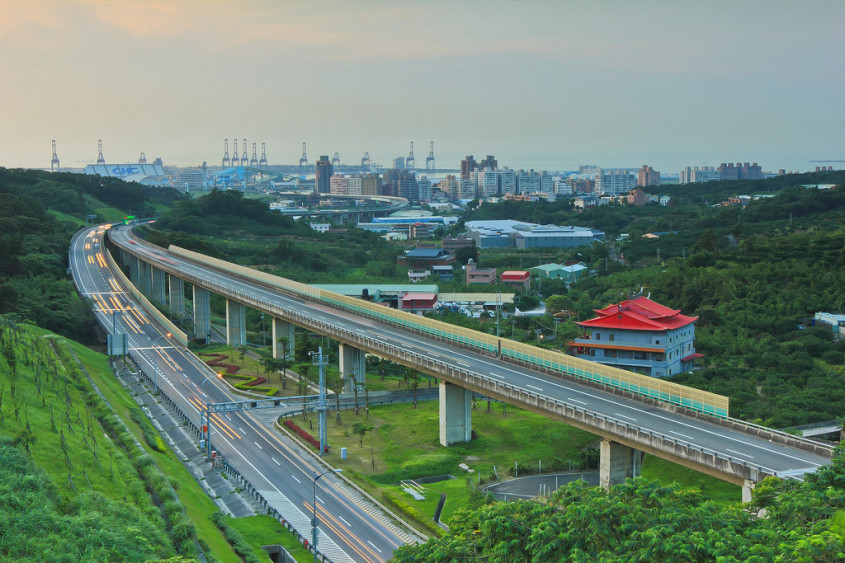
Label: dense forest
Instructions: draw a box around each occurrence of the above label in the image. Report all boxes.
[0,168,184,340]
[145,188,409,282]
[395,449,845,561]
[462,181,845,427]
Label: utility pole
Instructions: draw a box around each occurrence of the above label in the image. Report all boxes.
[310,347,328,454]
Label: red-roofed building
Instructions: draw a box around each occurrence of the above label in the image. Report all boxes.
[399,292,438,312]
[567,296,701,378]
[501,270,530,289]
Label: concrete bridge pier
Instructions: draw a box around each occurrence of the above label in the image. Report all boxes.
[151,267,166,305]
[120,248,131,266]
[168,275,185,318]
[128,255,140,286]
[271,318,296,359]
[138,260,152,296]
[193,286,210,342]
[226,300,246,346]
[339,344,366,393]
[742,480,756,503]
[439,381,472,446]
[599,440,643,490]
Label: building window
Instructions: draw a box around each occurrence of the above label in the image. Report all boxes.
[595,333,601,340]
[655,339,660,345]
[609,333,615,342]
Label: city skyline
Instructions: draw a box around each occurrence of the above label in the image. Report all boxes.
[1,1,843,173]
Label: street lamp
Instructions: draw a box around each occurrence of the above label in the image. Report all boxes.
[201,372,223,397]
[312,468,342,562]
[151,331,172,393]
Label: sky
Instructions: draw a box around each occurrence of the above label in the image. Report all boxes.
[1,0,843,174]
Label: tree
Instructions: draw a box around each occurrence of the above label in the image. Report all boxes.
[277,336,289,388]
[329,374,343,424]
[237,345,249,365]
[352,421,374,447]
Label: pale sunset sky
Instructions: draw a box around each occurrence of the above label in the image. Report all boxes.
[1,0,842,173]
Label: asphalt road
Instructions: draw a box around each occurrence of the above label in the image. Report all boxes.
[106,224,832,482]
[71,225,417,563]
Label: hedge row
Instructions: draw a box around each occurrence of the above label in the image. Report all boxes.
[210,512,262,563]
[52,337,200,558]
[283,418,328,453]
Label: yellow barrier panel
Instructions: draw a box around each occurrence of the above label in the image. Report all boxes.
[166,245,728,417]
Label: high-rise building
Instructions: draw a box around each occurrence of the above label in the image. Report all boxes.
[315,155,332,193]
[480,155,497,170]
[718,162,763,181]
[440,175,459,200]
[361,173,381,196]
[539,171,555,194]
[347,175,363,196]
[383,169,418,200]
[417,176,432,201]
[637,165,661,187]
[329,174,348,195]
[500,167,517,195]
[476,168,500,197]
[595,169,636,195]
[517,169,541,194]
[679,166,720,184]
[393,157,406,170]
[460,155,477,181]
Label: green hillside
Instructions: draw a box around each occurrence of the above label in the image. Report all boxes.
[0,167,185,339]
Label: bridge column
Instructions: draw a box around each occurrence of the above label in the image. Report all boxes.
[128,255,140,286]
[226,299,246,347]
[339,344,366,393]
[271,318,296,359]
[742,480,756,503]
[120,249,131,266]
[193,287,210,342]
[599,440,642,490]
[138,260,152,296]
[151,267,166,304]
[439,382,471,446]
[168,275,185,318]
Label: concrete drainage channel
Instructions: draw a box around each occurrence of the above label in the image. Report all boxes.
[483,472,601,501]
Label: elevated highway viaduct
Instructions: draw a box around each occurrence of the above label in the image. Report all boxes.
[108,224,833,501]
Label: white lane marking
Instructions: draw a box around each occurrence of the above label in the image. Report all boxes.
[226,415,232,421]
[463,353,822,467]
[368,540,382,553]
[272,457,281,465]
[726,448,755,459]
[568,398,587,405]
[254,441,263,450]
[669,430,695,440]
[339,516,351,527]
[526,384,543,391]
[239,427,246,434]
[292,475,301,484]
[316,495,324,505]
[614,412,636,421]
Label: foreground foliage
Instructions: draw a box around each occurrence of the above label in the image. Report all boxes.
[395,447,845,562]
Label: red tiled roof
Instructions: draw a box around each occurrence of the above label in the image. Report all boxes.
[577,296,697,331]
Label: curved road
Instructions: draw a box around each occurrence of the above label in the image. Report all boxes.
[106,224,832,483]
[71,225,418,563]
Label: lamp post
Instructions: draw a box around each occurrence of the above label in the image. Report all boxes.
[151,331,172,393]
[201,372,223,397]
[312,468,342,562]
